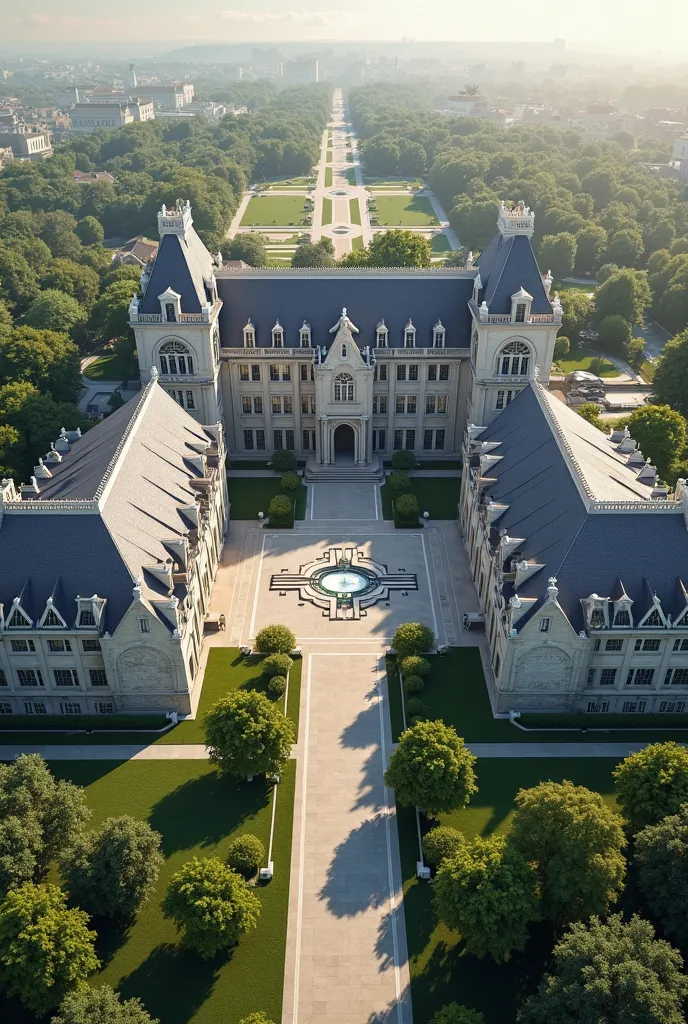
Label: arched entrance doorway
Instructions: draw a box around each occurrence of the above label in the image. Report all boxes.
[334,423,355,464]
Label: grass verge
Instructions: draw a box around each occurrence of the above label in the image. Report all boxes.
[349,197,361,224]
[83,352,138,381]
[228,477,307,520]
[321,198,333,226]
[430,233,451,253]
[241,195,310,227]
[374,194,439,226]
[380,477,461,521]
[0,760,296,1024]
[351,235,365,251]
[554,345,618,377]
[324,168,333,187]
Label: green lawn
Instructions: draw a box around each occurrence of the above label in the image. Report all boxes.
[228,477,307,520]
[554,346,618,377]
[397,758,621,1024]
[326,150,332,162]
[82,352,138,381]
[349,197,361,224]
[321,198,333,226]
[387,649,688,745]
[640,358,655,382]
[365,177,423,189]
[241,196,310,227]
[374,195,439,226]
[380,477,461,521]
[260,176,314,188]
[430,233,451,253]
[345,168,357,186]
[351,235,365,251]
[324,167,333,187]
[0,760,296,1024]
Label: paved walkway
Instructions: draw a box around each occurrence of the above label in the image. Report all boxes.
[282,652,411,1024]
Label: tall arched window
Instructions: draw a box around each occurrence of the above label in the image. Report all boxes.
[159,340,194,376]
[497,340,530,376]
[334,372,354,402]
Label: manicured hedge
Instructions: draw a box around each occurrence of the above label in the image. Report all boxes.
[0,714,169,731]
[518,712,688,730]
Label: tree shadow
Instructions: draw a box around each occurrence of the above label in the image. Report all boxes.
[366,983,413,1024]
[318,815,391,918]
[117,942,224,1024]
[148,771,270,856]
[351,746,386,813]
[92,913,136,968]
[339,689,380,750]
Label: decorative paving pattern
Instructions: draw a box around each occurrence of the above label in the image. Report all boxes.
[270,545,417,620]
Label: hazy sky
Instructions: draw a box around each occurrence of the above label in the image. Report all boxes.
[3,0,688,51]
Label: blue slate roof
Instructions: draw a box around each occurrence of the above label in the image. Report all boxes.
[215,270,476,349]
[478,386,688,632]
[140,229,215,314]
[476,232,552,315]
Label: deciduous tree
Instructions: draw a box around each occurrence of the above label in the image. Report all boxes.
[625,404,687,481]
[366,230,431,268]
[392,622,435,656]
[614,742,688,831]
[51,985,158,1024]
[384,719,477,816]
[0,326,82,403]
[25,289,85,336]
[205,690,295,777]
[652,328,688,417]
[635,803,688,944]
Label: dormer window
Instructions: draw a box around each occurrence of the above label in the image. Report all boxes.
[404,321,416,348]
[39,600,67,629]
[158,289,181,323]
[78,609,96,627]
[272,321,284,348]
[433,321,445,348]
[7,604,31,629]
[614,609,631,627]
[510,287,532,323]
[515,304,526,323]
[165,303,176,323]
[159,340,193,376]
[243,321,255,348]
[582,594,609,630]
[300,322,311,347]
[376,321,388,347]
[498,340,530,376]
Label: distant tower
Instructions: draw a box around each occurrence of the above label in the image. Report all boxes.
[128,63,138,90]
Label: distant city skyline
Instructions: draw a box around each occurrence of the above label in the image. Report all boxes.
[2,0,688,57]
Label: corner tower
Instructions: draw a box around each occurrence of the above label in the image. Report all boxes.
[129,201,224,424]
[467,201,562,426]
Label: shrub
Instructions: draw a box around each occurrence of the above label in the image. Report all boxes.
[262,653,292,678]
[423,825,465,867]
[50,984,157,1024]
[270,450,296,472]
[239,1015,275,1024]
[388,470,411,492]
[267,494,292,528]
[392,622,435,656]
[227,834,265,876]
[391,450,416,470]
[255,624,296,655]
[280,471,300,492]
[395,492,419,525]
[403,675,425,695]
[554,335,571,361]
[268,675,287,696]
[400,655,431,678]
[405,697,429,719]
[429,1004,484,1024]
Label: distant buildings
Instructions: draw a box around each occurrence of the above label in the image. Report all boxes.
[72,170,116,185]
[671,135,688,181]
[439,94,509,125]
[112,236,159,268]
[0,113,52,160]
[69,100,155,133]
[282,59,319,84]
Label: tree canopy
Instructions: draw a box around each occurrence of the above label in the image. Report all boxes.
[613,742,688,831]
[652,328,688,418]
[51,985,158,1024]
[384,719,477,816]
[635,803,688,944]
[205,689,295,777]
[625,404,687,481]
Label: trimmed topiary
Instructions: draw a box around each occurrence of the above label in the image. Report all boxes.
[395,492,419,524]
[227,834,265,876]
[392,622,435,657]
[423,825,465,867]
[267,494,292,527]
[255,624,296,655]
[400,656,431,678]
[391,450,416,470]
[268,675,287,696]
[403,675,425,695]
[280,472,300,492]
[405,697,429,719]
[271,450,297,472]
[388,470,411,492]
[262,653,292,678]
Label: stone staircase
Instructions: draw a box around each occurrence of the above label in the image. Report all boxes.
[304,455,385,482]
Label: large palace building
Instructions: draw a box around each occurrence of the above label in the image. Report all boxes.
[2,198,688,720]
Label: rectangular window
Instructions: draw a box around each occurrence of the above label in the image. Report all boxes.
[97,701,114,714]
[407,395,417,414]
[17,669,43,687]
[89,669,108,687]
[375,364,388,382]
[666,668,688,686]
[48,639,71,653]
[271,396,282,414]
[660,701,686,713]
[622,700,647,713]
[600,668,617,686]
[270,364,280,382]
[285,430,295,451]
[426,395,436,414]
[405,429,415,450]
[594,638,601,651]
[302,430,311,450]
[300,363,308,381]
[282,365,291,382]
[0,670,6,686]
[24,701,47,714]
[244,429,254,450]
[396,365,406,382]
[515,302,526,323]
[496,390,505,410]
[409,365,418,381]
[540,618,551,633]
[273,430,283,450]
[241,396,251,414]
[423,429,433,450]
[379,396,387,414]
[139,618,150,634]
[251,364,261,382]
[301,396,309,414]
[393,429,403,451]
[587,668,596,686]
[627,668,655,686]
[11,638,36,653]
[437,395,447,414]
[587,701,609,713]
[54,669,79,687]
[78,610,95,626]
[283,395,293,414]
[253,396,262,414]
[240,364,249,381]
[428,364,437,381]
[605,639,623,651]
[434,429,445,450]
[0,703,12,714]
[82,639,101,652]
[256,429,266,450]
[185,391,195,410]
[273,331,283,347]
[405,331,415,348]
[636,638,661,652]
[373,429,386,452]
[60,701,82,715]
[673,638,688,651]
[396,395,405,414]
[439,365,449,381]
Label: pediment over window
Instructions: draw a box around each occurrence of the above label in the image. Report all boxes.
[581,593,609,630]
[38,598,67,629]
[6,599,31,629]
